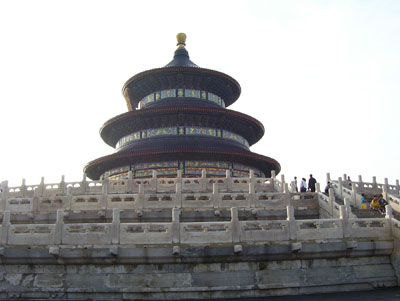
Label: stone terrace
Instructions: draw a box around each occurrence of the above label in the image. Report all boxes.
[0,171,400,299]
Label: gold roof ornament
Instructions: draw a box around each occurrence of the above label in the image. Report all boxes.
[176,33,186,48]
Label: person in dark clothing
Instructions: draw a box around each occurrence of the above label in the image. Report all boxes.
[378,194,388,214]
[308,174,317,192]
[324,181,332,194]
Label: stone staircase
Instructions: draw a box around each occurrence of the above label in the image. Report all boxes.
[334,195,384,218]
[352,206,384,218]
[328,174,400,220]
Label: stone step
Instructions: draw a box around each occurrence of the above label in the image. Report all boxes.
[351,207,384,218]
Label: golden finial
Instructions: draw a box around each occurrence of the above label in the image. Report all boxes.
[176,33,186,48]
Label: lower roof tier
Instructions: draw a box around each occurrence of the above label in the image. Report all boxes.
[84,148,280,180]
[100,106,265,148]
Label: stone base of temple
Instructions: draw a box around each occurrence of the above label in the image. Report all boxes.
[1,172,400,299]
[0,242,398,300]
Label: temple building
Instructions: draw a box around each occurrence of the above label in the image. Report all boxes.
[84,33,280,180]
[1,33,399,300]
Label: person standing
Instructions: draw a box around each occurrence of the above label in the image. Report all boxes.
[294,176,298,192]
[300,178,307,192]
[308,174,317,192]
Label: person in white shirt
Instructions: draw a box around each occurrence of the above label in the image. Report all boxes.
[293,176,298,192]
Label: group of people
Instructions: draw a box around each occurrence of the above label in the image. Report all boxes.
[292,174,389,214]
[292,174,317,193]
[366,194,388,214]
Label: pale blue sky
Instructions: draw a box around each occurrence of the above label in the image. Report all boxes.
[0,0,399,186]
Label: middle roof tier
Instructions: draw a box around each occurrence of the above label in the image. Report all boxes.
[100,105,265,148]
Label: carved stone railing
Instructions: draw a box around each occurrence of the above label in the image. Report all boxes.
[0,171,319,214]
[0,205,394,247]
[1,170,274,199]
[0,189,318,213]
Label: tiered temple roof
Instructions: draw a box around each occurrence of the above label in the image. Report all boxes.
[84,33,280,180]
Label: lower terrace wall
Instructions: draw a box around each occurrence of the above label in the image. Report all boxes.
[0,207,398,299]
[0,244,396,300]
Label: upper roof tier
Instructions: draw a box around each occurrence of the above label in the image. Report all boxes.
[122,33,241,110]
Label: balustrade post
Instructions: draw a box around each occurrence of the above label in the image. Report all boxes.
[326,173,331,183]
[39,177,45,197]
[339,205,349,238]
[284,183,291,206]
[1,211,10,245]
[138,184,144,209]
[60,175,66,195]
[231,207,240,243]
[151,170,157,192]
[382,185,389,206]
[328,188,335,216]
[386,205,393,219]
[290,181,296,193]
[385,205,393,237]
[172,208,181,244]
[226,169,232,192]
[351,184,358,207]
[102,175,109,195]
[66,186,72,211]
[81,173,87,194]
[127,171,133,193]
[249,169,255,186]
[32,187,39,212]
[54,209,64,244]
[101,176,108,210]
[396,179,400,196]
[249,182,256,208]
[176,169,182,190]
[286,205,296,240]
[112,208,120,244]
[21,178,26,197]
[281,174,285,192]
[175,183,182,208]
[338,177,343,198]
[316,183,320,193]
[372,176,378,190]
[384,178,390,200]
[343,174,347,183]
[177,169,182,181]
[200,169,206,191]
[344,198,352,217]
[358,175,363,193]
[1,181,9,211]
[212,183,219,208]
[385,205,393,235]
[272,172,280,192]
